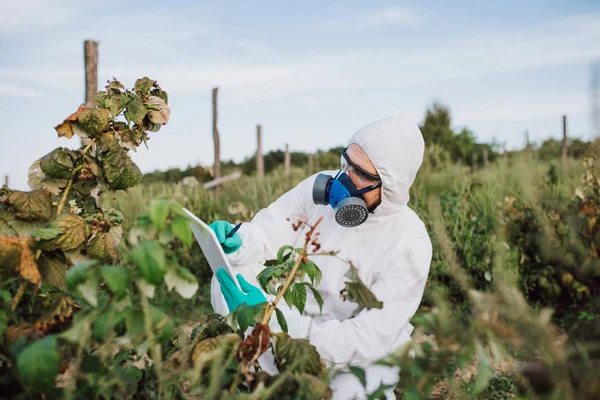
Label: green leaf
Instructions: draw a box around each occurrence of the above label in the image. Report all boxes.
[274,307,288,333]
[101,265,130,299]
[473,340,494,394]
[78,108,110,137]
[0,289,11,304]
[94,310,125,342]
[124,94,146,125]
[163,265,198,299]
[272,332,323,376]
[302,260,322,287]
[78,277,99,307]
[171,217,193,248]
[306,284,324,313]
[8,190,53,222]
[10,220,47,238]
[293,283,307,314]
[101,142,143,191]
[134,77,153,95]
[232,302,266,333]
[125,309,145,339]
[120,365,143,391]
[16,335,60,392]
[31,227,61,240]
[107,93,131,120]
[0,310,7,346]
[277,245,295,264]
[40,147,77,180]
[130,240,166,285]
[150,306,174,341]
[368,384,398,400]
[66,261,98,291]
[90,91,107,108]
[149,199,170,230]
[349,366,367,387]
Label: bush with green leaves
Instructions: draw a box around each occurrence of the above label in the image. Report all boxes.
[0,77,174,397]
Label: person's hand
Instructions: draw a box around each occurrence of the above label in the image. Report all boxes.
[209,220,242,254]
[216,269,266,313]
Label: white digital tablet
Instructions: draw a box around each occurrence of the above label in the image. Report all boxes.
[182,208,242,290]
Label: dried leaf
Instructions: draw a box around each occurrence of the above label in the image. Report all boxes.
[0,236,21,272]
[134,77,154,95]
[54,105,86,139]
[19,238,41,286]
[38,252,67,289]
[78,108,110,137]
[53,213,87,251]
[35,292,79,332]
[102,144,143,190]
[340,264,383,317]
[87,226,122,264]
[191,314,234,342]
[145,96,170,125]
[272,332,324,376]
[8,190,53,222]
[238,323,271,364]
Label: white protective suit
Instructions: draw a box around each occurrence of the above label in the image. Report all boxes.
[210,117,432,399]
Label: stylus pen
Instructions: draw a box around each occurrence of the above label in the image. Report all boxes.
[225,223,242,239]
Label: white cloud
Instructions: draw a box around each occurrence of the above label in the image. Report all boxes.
[0,83,43,98]
[1,13,598,104]
[322,7,423,29]
[0,0,82,35]
[360,8,424,27]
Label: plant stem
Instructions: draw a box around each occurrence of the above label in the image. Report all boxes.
[261,217,323,325]
[10,281,27,311]
[82,137,96,154]
[140,289,165,397]
[56,169,77,215]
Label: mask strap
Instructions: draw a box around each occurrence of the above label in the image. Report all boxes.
[353,182,382,196]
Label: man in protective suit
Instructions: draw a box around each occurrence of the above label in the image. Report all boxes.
[209,117,432,399]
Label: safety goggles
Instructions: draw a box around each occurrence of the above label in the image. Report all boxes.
[340,148,382,188]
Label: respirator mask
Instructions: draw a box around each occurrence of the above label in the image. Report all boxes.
[312,148,382,227]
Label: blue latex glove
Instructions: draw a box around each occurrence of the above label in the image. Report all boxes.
[209,220,242,254]
[216,268,266,313]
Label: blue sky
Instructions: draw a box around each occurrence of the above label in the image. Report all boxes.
[1,0,599,190]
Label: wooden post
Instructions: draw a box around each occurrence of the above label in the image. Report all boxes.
[307,154,314,176]
[483,148,489,168]
[561,115,568,162]
[471,152,478,173]
[284,144,291,176]
[256,125,264,179]
[525,130,532,158]
[3,175,8,188]
[83,40,98,147]
[212,88,221,198]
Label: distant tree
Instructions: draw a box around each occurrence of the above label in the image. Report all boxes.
[419,102,455,150]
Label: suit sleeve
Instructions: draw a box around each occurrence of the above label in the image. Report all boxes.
[272,234,432,367]
[226,174,319,267]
